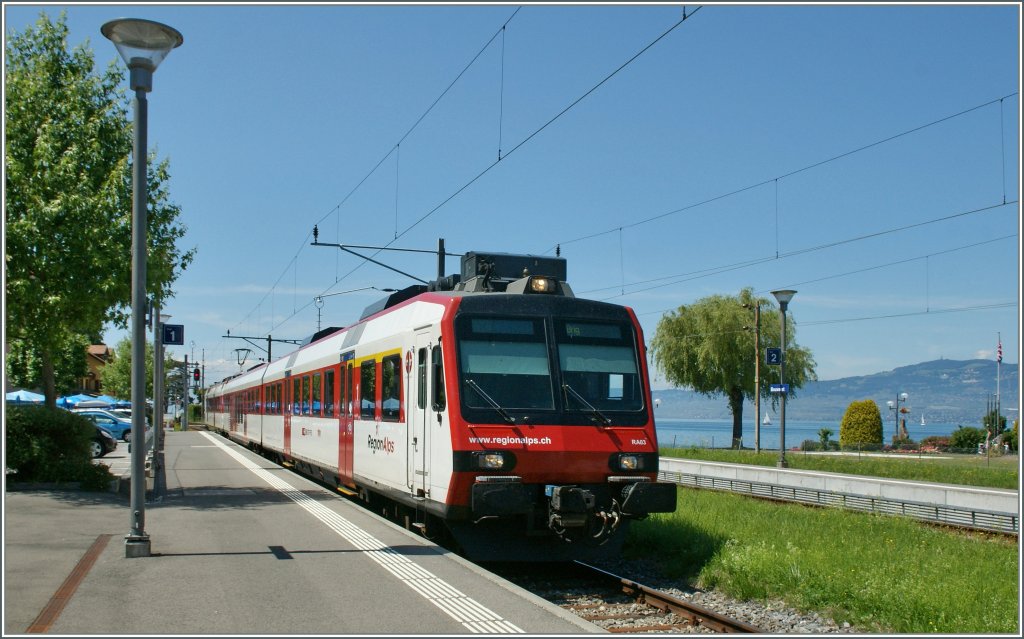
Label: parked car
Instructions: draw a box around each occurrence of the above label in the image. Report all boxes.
[74,409,138,442]
[91,425,118,458]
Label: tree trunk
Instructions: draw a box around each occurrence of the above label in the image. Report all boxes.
[41,348,57,410]
[729,386,745,449]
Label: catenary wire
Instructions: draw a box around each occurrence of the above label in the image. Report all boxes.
[584,200,1017,298]
[543,92,1019,254]
[257,7,705,337]
[228,7,523,334]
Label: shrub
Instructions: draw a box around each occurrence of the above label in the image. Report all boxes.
[4,405,113,488]
[948,426,986,452]
[1002,421,1018,452]
[839,400,883,447]
[889,436,918,451]
[800,439,821,451]
[920,435,950,452]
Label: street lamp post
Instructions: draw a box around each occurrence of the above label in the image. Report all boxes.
[887,392,909,443]
[771,290,796,469]
[153,308,170,499]
[743,301,763,453]
[102,17,182,558]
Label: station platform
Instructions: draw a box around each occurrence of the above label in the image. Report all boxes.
[4,431,600,635]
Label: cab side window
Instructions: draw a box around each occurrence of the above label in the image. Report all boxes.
[432,344,446,411]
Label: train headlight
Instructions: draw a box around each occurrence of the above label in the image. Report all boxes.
[618,454,640,471]
[529,276,557,293]
[610,453,652,472]
[472,451,516,470]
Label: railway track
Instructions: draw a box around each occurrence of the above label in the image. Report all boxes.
[570,561,763,633]
[489,560,762,633]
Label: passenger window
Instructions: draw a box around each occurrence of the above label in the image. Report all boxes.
[325,369,335,417]
[360,360,376,419]
[302,375,311,415]
[381,355,401,422]
[346,364,353,416]
[312,372,322,416]
[340,366,348,417]
[292,377,301,415]
[417,348,427,410]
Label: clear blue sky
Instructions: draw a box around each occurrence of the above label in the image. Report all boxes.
[4,2,1020,392]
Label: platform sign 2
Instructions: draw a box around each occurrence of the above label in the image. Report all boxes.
[766,347,782,365]
[162,323,185,345]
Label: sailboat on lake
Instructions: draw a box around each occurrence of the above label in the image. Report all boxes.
[763,413,772,425]
[920,413,926,426]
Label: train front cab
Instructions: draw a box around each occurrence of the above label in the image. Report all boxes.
[439,289,678,561]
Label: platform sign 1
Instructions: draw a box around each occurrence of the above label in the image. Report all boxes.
[162,323,184,345]
[770,383,789,394]
[766,347,782,365]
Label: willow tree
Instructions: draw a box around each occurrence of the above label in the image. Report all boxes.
[650,287,816,448]
[5,12,194,407]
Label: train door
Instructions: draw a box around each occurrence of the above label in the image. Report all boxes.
[283,372,292,456]
[339,357,355,485]
[409,331,432,497]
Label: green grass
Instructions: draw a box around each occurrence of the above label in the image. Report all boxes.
[660,446,1020,489]
[628,488,1019,633]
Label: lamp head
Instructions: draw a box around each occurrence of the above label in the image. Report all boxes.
[101,18,183,91]
[771,289,797,310]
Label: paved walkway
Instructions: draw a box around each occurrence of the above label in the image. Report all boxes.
[4,431,598,635]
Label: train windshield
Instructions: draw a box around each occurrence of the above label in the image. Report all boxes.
[458,317,555,410]
[455,314,645,423]
[555,320,644,412]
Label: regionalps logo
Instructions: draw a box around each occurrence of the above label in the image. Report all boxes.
[367,434,396,454]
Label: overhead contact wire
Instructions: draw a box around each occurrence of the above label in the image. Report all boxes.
[288,3,704,330]
[240,7,523,334]
[548,92,1019,253]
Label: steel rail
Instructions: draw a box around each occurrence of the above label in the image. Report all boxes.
[573,561,763,633]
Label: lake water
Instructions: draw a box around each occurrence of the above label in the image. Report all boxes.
[655,417,966,450]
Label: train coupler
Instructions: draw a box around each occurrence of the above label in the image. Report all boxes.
[547,485,596,530]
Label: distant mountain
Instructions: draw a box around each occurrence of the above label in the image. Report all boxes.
[651,359,1018,425]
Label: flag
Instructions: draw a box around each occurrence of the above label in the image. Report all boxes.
[997,338,1002,363]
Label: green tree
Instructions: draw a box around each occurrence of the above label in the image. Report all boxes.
[949,426,986,452]
[839,399,883,448]
[818,427,834,449]
[982,408,1007,439]
[99,338,151,401]
[101,339,186,428]
[1003,420,1018,452]
[4,12,194,409]
[5,333,90,395]
[651,287,816,448]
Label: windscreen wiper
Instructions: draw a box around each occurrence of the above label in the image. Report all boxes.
[464,378,515,424]
[563,384,612,426]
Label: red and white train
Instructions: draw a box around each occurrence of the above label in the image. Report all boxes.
[206,252,677,561]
